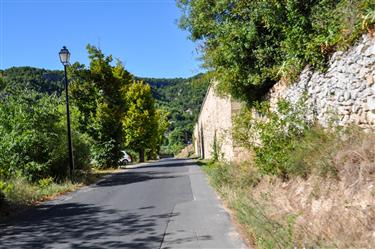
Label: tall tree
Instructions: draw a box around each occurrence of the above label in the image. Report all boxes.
[70,45,132,168]
[123,81,158,162]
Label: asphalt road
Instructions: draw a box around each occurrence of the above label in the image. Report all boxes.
[0,158,247,249]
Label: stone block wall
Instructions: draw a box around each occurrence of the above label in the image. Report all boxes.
[268,33,375,129]
[193,84,242,161]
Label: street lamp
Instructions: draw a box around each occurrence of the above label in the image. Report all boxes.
[59,46,74,180]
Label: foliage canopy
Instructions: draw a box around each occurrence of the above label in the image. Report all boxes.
[178,0,374,103]
[123,81,159,162]
[69,45,133,168]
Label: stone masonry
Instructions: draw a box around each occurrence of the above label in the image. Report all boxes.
[268,33,375,129]
[194,33,374,161]
[193,84,242,161]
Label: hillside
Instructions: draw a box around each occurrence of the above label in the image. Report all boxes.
[141,74,210,154]
[1,67,64,94]
[1,67,209,155]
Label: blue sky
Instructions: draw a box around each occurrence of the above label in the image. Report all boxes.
[0,0,202,78]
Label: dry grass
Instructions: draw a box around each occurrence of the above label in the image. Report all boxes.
[203,128,375,248]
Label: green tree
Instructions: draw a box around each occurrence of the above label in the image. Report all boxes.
[178,0,374,103]
[70,45,133,168]
[154,109,170,156]
[123,81,158,162]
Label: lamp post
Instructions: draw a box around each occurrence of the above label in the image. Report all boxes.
[59,46,74,180]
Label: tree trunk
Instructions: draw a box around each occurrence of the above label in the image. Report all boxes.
[139,149,145,163]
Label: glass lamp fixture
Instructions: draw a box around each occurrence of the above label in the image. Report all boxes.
[59,46,70,65]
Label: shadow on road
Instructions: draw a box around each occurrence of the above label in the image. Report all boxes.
[0,203,212,249]
[0,159,214,248]
[95,170,179,187]
[132,160,197,170]
[0,203,165,248]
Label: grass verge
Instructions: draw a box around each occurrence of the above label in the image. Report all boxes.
[201,161,298,249]
[0,167,119,221]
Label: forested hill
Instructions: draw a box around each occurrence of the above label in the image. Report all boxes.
[0,67,64,94]
[136,77,187,88]
[141,74,210,154]
[1,66,210,154]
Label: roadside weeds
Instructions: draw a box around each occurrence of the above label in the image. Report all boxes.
[199,128,375,248]
[0,168,120,222]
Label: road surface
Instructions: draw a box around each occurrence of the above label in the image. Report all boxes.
[0,158,247,249]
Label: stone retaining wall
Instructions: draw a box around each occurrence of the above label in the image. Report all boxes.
[268,33,375,129]
[193,84,242,161]
[194,33,375,161]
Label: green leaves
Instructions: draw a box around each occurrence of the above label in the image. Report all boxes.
[233,98,310,178]
[178,0,374,103]
[70,45,132,168]
[123,81,159,161]
[0,90,91,181]
[68,46,172,165]
[147,74,210,155]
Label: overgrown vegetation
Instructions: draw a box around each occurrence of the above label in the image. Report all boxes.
[233,98,312,178]
[179,0,375,247]
[201,159,297,248]
[203,125,375,248]
[0,168,119,220]
[232,97,371,180]
[0,90,91,182]
[178,0,375,102]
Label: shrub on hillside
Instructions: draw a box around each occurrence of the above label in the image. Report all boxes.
[234,95,374,180]
[233,98,311,178]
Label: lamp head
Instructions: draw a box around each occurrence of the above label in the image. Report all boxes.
[59,46,70,65]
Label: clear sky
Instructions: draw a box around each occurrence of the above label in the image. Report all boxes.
[0,0,202,78]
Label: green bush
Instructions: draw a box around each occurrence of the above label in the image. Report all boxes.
[233,97,356,178]
[38,177,54,188]
[285,126,340,177]
[90,140,116,169]
[0,90,91,182]
[202,161,261,193]
[233,98,310,178]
